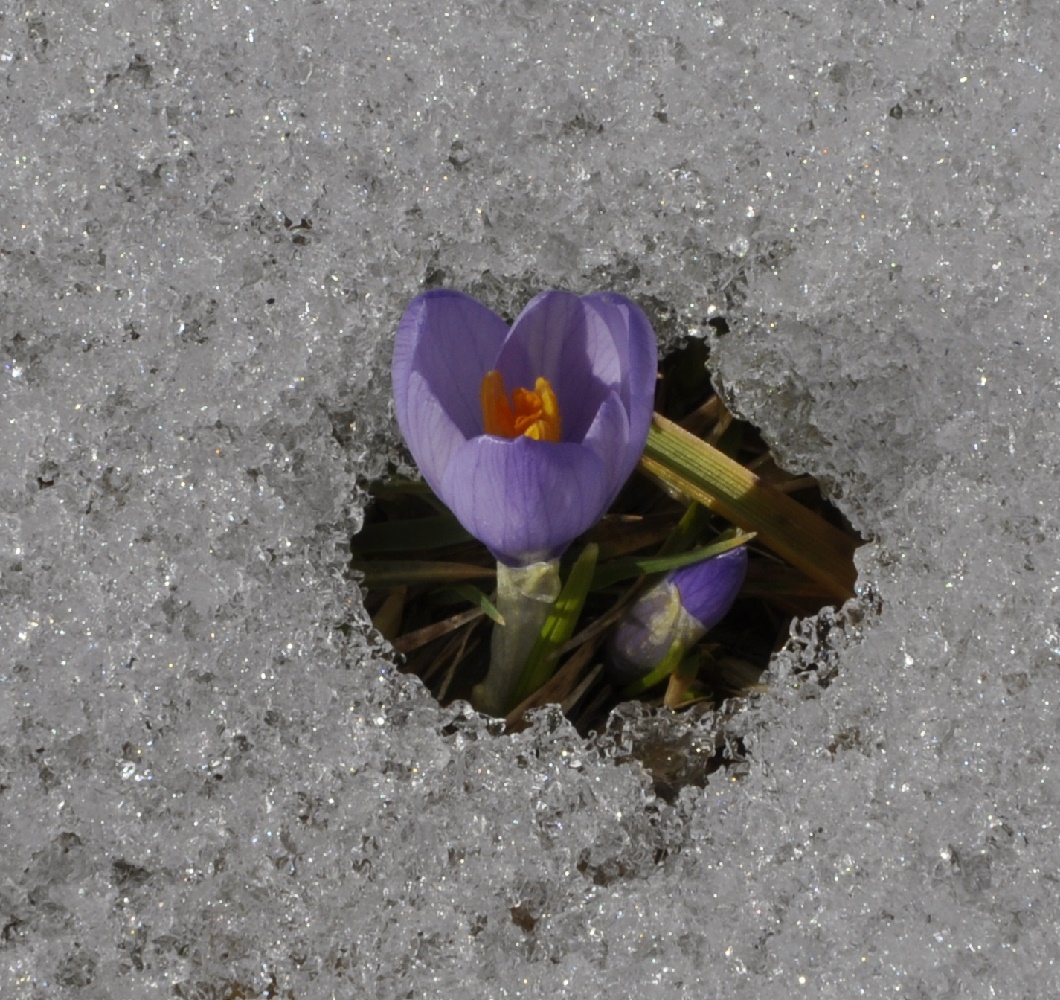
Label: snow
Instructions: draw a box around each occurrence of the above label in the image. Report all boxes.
[1,2,1058,997]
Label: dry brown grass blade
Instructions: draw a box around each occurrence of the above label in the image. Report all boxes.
[371,586,407,640]
[505,632,607,731]
[392,606,485,655]
[434,626,481,701]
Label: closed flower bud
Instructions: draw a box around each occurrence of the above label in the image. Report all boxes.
[607,546,747,683]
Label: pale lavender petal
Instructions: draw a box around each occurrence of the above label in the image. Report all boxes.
[581,293,658,450]
[440,436,611,564]
[392,289,509,440]
[606,580,686,684]
[400,369,468,497]
[493,291,615,441]
[671,546,748,630]
[495,290,583,385]
[579,389,634,505]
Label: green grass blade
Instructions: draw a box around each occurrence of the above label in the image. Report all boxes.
[619,637,688,699]
[509,543,599,709]
[657,501,711,558]
[591,532,754,591]
[434,584,505,625]
[640,413,858,601]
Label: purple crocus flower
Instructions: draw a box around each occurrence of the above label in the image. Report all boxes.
[608,546,748,683]
[392,289,658,566]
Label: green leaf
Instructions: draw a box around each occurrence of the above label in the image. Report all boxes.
[619,636,688,699]
[509,543,599,709]
[657,501,711,558]
[591,531,754,591]
[640,413,858,601]
[434,584,505,625]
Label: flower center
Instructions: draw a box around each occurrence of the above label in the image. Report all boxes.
[480,370,562,442]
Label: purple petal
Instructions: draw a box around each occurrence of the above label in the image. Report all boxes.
[580,389,634,505]
[440,435,611,564]
[581,293,658,454]
[671,546,748,630]
[493,291,616,442]
[399,370,467,497]
[392,289,509,442]
[575,296,658,501]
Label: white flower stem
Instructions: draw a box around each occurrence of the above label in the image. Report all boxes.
[472,559,562,717]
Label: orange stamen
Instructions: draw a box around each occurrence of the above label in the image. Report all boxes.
[481,371,562,442]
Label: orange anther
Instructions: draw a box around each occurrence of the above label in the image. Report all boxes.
[480,371,562,442]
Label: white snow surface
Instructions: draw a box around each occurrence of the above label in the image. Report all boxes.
[1,2,1058,997]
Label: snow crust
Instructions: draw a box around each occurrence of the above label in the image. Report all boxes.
[1,2,1058,996]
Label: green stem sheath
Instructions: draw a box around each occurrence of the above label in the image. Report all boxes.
[471,559,562,717]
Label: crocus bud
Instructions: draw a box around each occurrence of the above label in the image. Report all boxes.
[607,546,748,683]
